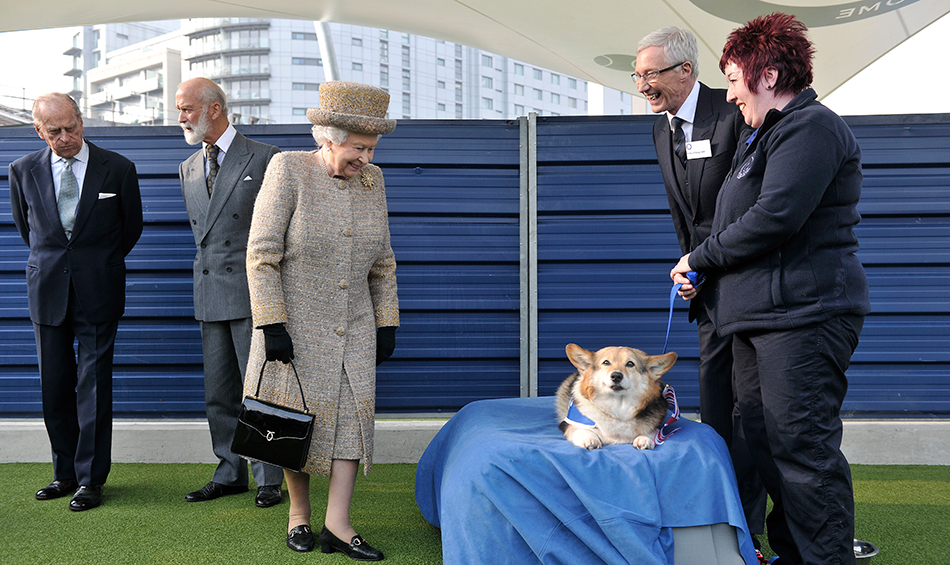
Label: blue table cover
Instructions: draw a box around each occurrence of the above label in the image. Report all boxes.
[415,397,759,565]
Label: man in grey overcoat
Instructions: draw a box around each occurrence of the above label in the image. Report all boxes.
[175,77,284,507]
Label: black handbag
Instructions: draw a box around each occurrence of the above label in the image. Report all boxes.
[232,360,315,472]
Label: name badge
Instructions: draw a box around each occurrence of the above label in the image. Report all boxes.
[686,139,712,160]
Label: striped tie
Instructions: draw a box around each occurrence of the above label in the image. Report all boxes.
[58,157,80,238]
[206,144,220,196]
[671,117,687,168]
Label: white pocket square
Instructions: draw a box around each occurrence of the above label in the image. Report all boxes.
[98,193,117,199]
[243,175,253,181]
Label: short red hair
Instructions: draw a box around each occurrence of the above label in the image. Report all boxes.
[719,13,814,96]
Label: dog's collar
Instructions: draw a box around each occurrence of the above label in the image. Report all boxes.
[564,398,597,429]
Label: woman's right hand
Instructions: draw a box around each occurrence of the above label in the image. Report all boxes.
[261,323,295,363]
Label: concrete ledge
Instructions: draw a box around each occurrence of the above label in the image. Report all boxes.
[2,418,948,466]
[0,418,448,465]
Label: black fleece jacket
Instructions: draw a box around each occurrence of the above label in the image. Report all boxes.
[688,88,870,335]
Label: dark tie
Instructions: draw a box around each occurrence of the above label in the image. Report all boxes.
[58,157,80,238]
[671,117,687,168]
[206,144,220,196]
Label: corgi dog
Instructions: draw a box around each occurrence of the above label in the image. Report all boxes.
[556,343,677,450]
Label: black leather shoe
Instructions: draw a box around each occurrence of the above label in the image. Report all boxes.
[36,479,78,500]
[69,485,103,511]
[319,525,384,561]
[286,524,315,552]
[255,485,282,508]
[185,482,248,502]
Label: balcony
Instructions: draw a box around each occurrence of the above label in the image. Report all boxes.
[183,18,270,39]
[226,89,271,106]
[86,76,163,107]
[184,37,270,61]
[205,64,270,80]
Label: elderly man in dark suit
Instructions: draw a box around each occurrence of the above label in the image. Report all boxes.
[9,92,143,511]
[634,26,767,546]
[176,77,284,508]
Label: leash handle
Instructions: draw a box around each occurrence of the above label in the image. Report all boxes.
[662,271,704,354]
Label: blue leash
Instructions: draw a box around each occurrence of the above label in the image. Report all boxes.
[662,271,704,354]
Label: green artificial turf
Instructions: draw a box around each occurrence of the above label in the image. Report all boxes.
[2,462,947,564]
[756,465,950,563]
[0,462,441,565]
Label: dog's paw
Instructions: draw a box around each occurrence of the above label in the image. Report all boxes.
[568,428,603,450]
[633,435,656,450]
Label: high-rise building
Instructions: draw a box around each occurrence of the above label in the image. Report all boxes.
[65,19,636,125]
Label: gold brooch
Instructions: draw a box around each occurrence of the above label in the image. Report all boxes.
[360,172,374,189]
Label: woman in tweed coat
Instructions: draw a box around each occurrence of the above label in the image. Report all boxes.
[245,82,398,560]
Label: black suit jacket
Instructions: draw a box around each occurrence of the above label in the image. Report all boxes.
[653,82,745,319]
[9,140,143,325]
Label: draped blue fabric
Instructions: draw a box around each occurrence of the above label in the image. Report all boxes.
[415,396,758,565]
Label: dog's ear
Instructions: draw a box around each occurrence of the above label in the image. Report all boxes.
[565,343,594,373]
[645,352,677,380]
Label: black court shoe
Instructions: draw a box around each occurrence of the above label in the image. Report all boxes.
[286,524,315,552]
[319,525,384,561]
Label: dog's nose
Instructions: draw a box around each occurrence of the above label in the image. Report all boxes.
[610,371,623,383]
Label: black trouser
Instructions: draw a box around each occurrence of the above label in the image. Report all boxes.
[733,314,863,565]
[696,309,766,535]
[35,283,118,487]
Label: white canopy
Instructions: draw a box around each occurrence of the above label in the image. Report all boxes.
[2,0,947,97]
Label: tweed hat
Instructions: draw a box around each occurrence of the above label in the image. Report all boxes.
[307,81,396,135]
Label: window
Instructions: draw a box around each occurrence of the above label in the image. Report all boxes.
[292,32,317,40]
[533,68,542,80]
[402,69,411,90]
[293,108,307,115]
[292,83,320,91]
[455,82,463,102]
[514,84,524,96]
[551,93,560,104]
[437,58,445,67]
[482,54,492,67]
[352,38,363,46]
[402,94,411,114]
[352,62,363,71]
[514,63,524,76]
[534,88,543,100]
[380,40,388,63]
[402,45,410,67]
[456,103,463,119]
[568,78,577,89]
[402,33,410,44]
[455,59,462,80]
[380,30,388,38]
[568,97,577,108]
[481,76,493,89]
[380,66,389,87]
[438,80,445,89]
[455,44,462,58]
[438,103,446,111]
[481,97,493,110]
[551,74,560,85]
[292,57,320,66]
[514,104,524,115]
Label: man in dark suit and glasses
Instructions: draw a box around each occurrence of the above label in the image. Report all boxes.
[9,92,143,511]
[634,26,767,546]
[176,77,284,508]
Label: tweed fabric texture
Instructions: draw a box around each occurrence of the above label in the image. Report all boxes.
[245,150,398,476]
[306,81,396,135]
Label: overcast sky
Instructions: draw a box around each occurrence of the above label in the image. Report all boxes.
[1,13,948,117]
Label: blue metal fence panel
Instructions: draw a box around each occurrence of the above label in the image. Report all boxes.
[0,121,522,416]
[2,113,949,418]
[533,113,950,417]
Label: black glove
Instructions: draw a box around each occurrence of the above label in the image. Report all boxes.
[261,323,294,363]
[376,326,396,366]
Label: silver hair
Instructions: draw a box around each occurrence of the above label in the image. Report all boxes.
[310,125,381,147]
[197,80,229,116]
[32,93,82,128]
[311,125,349,147]
[636,26,699,79]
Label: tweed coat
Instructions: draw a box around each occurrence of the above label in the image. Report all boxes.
[245,150,399,476]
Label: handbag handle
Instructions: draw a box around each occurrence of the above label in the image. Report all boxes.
[254,360,310,414]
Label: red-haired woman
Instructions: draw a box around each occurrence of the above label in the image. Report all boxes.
[670,13,869,565]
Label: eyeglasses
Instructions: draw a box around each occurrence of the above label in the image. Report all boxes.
[631,62,685,83]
